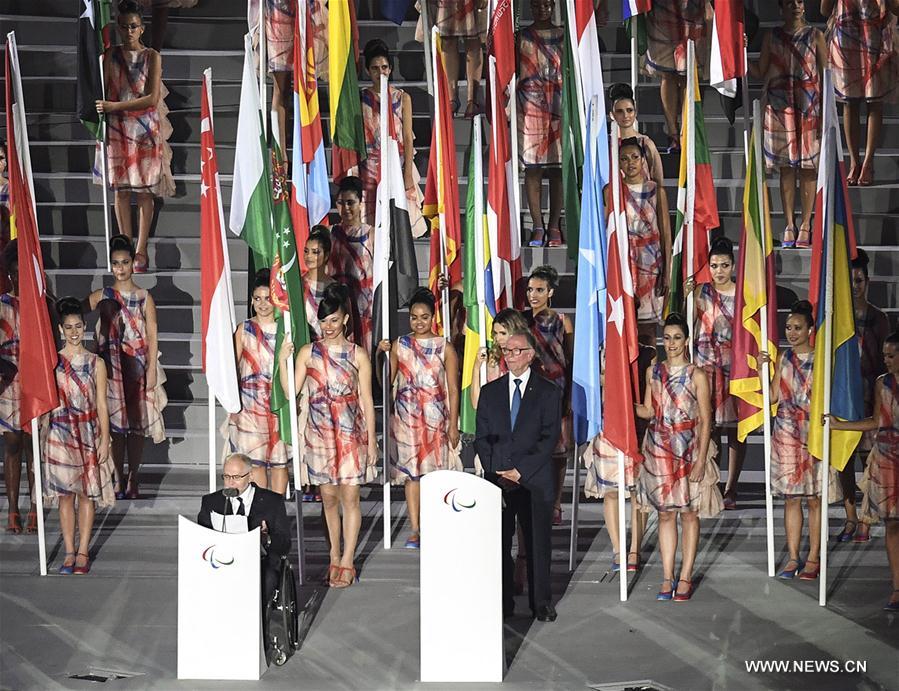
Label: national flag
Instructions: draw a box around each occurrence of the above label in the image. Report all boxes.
[229,34,274,265]
[603,134,640,458]
[200,70,240,414]
[729,127,777,441]
[572,0,606,120]
[5,34,58,426]
[486,0,515,91]
[560,0,584,259]
[622,0,651,20]
[292,0,330,271]
[460,120,495,435]
[808,71,863,471]
[666,50,719,315]
[269,138,311,445]
[372,81,420,345]
[710,0,745,98]
[328,1,367,181]
[424,29,462,335]
[76,0,112,139]
[571,101,609,445]
[380,0,413,24]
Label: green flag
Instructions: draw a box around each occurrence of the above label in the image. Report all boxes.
[561,1,584,260]
[268,141,310,445]
[76,0,112,139]
[625,15,649,57]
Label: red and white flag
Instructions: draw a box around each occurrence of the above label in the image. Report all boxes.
[603,172,640,458]
[710,0,745,98]
[200,69,240,413]
[5,33,58,426]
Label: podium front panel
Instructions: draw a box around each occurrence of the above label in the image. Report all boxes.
[420,470,503,682]
[177,516,266,680]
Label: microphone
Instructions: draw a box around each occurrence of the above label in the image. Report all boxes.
[221,487,238,533]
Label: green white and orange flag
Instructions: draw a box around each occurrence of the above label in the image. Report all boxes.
[666,47,719,315]
[730,127,777,442]
[328,0,366,181]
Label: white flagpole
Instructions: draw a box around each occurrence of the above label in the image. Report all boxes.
[630,35,638,111]
[685,40,697,358]
[473,115,487,361]
[609,122,628,601]
[752,99,775,577]
[379,75,393,549]
[31,419,47,576]
[259,0,267,136]
[819,70,837,608]
[432,27,452,337]
[98,55,112,272]
[507,2,522,228]
[208,395,217,493]
[421,0,434,97]
[741,42,751,165]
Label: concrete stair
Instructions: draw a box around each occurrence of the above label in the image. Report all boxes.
[1,0,896,468]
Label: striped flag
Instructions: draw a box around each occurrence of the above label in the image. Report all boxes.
[571,101,608,445]
[200,70,240,414]
[229,33,274,265]
[460,120,495,435]
[76,0,112,139]
[292,0,330,270]
[328,0,366,181]
[807,72,863,471]
[709,0,745,98]
[560,0,583,259]
[666,51,719,315]
[622,0,651,20]
[5,33,58,425]
[729,127,777,441]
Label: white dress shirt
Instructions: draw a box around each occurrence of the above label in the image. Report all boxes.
[230,483,255,516]
[508,367,531,411]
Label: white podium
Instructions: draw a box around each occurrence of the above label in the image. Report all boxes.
[177,516,267,680]
[420,470,503,683]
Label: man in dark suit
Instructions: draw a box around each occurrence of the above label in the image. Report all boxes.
[474,332,562,622]
[198,453,291,606]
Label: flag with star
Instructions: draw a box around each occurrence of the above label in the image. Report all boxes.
[269,139,310,445]
[571,100,609,445]
[76,0,112,139]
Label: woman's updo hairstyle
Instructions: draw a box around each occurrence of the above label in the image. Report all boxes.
[109,233,136,260]
[529,265,559,290]
[363,38,391,70]
[619,136,646,158]
[709,236,734,262]
[409,287,436,315]
[56,296,84,321]
[317,282,350,321]
[789,299,815,329]
[609,82,635,107]
[337,175,364,200]
[253,268,270,290]
[117,0,142,18]
[307,224,332,257]
[663,312,690,339]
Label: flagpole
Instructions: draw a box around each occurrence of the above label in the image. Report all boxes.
[609,122,628,600]
[208,393,217,492]
[284,314,306,583]
[473,115,488,364]
[432,27,452,336]
[31,418,47,576]
[507,1,522,228]
[565,0,587,144]
[259,0,267,136]
[819,69,836,608]
[752,99,775,577]
[630,35,638,111]
[421,0,434,97]
[741,42,751,165]
[98,56,112,273]
[685,40,697,358]
[379,74,393,550]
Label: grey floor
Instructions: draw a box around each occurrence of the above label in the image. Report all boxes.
[1,466,897,691]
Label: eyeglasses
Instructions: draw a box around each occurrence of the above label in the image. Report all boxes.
[118,22,142,30]
[501,347,533,357]
[221,471,250,481]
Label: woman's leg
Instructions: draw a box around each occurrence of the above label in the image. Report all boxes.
[678,511,700,591]
[319,484,342,567]
[58,494,76,558]
[250,463,269,489]
[271,72,291,154]
[338,485,362,570]
[603,490,621,563]
[780,166,797,231]
[860,101,882,183]
[443,37,461,106]
[798,169,817,234]
[658,510,677,592]
[134,192,154,259]
[463,36,483,109]
[110,433,127,493]
[546,168,563,232]
[842,100,861,176]
[4,431,23,525]
[405,479,421,534]
[784,497,803,562]
[269,466,288,496]
[804,497,821,568]
[886,522,899,605]
[75,495,96,563]
[114,190,133,238]
[629,501,646,565]
[725,437,746,496]
[839,456,859,531]
[660,74,684,139]
[125,433,145,493]
[525,168,545,232]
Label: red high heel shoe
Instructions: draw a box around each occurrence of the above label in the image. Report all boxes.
[73,552,92,575]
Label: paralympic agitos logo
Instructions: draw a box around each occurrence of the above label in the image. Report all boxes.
[443,488,477,512]
[201,545,235,569]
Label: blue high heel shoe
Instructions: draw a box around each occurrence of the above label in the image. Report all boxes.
[58,553,75,575]
[656,578,675,601]
[777,558,803,579]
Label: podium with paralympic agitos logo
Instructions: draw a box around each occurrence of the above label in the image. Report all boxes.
[176,516,267,680]
[419,470,503,682]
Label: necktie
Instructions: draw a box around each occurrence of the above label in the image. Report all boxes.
[236,497,246,516]
[510,378,522,428]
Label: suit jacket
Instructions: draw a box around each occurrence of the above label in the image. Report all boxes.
[197,484,291,559]
[473,371,562,503]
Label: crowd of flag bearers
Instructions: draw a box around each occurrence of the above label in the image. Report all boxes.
[1,0,897,612]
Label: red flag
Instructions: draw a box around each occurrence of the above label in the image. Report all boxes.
[604,177,640,458]
[487,0,515,92]
[5,38,58,426]
[710,0,745,98]
[424,31,462,334]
